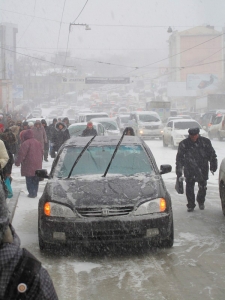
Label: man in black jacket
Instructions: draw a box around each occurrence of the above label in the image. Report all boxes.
[82,121,97,137]
[176,127,217,212]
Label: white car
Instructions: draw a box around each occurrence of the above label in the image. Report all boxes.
[162,119,207,149]
[89,118,120,136]
[68,122,107,137]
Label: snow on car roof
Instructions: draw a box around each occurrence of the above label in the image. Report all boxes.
[65,135,141,146]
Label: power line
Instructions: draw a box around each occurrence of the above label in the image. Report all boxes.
[73,0,89,23]
[54,0,67,70]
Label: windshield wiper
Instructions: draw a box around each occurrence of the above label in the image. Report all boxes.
[102,128,127,177]
[67,134,97,178]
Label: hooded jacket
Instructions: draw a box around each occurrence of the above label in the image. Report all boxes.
[15,130,43,177]
[0,225,58,299]
[176,135,217,181]
[31,121,47,150]
[51,122,70,152]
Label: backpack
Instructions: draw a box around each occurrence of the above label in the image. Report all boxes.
[4,248,41,299]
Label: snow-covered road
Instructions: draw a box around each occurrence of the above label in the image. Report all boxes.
[11,138,225,300]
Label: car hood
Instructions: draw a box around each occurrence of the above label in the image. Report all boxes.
[45,174,165,207]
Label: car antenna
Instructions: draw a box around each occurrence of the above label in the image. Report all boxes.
[102,127,127,177]
[67,134,97,178]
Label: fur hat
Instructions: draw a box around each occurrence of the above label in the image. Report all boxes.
[188,128,200,135]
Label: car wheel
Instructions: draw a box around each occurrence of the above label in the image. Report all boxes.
[163,137,168,147]
[219,182,225,216]
[218,132,223,141]
[208,132,213,140]
[171,138,176,149]
[160,221,174,248]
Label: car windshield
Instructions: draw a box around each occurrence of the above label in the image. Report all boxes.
[139,114,160,122]
[174,121,201,129]
[68,125,87,136]
[100,121,118,130]
[86,114,108,121]
[54,145,153,177]
[120,116,129,123]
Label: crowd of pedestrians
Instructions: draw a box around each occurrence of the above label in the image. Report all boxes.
[0,113,70,198]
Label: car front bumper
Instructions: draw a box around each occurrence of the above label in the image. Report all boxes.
[139,128,162,138]
[39,212,172,246]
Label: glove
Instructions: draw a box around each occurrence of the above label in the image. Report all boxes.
[210,162,217,173]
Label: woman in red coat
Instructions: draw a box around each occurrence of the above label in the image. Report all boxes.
[15,130,43,198]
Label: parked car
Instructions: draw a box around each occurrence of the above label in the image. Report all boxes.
[68,122,106,137]
[208,113,225,140]
[89,117,120,136]
[162,119,207,149]
[219,158,225,215]
[130,111,163,139]
[36,136,173,251]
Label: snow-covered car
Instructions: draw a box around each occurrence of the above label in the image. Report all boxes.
[219,158,225,215]
[68,122,106,137]
[116,114,130,132]
[208,113,225,141]
[36,136,173,251]
[162,119,207,149]
[130,111,163,139]
[89,117,120,136]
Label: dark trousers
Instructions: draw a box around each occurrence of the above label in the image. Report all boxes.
[26,176,39,197]
[186,179,207,208]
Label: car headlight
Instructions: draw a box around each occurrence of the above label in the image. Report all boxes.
[44,202,76,218]
[133,198,166,216]
[139,130,144,134]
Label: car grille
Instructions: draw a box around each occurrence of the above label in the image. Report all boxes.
[76,206,134,217]
[145,125,159,130]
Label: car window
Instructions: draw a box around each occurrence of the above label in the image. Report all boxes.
[212,116,222,125]
[86,114,108,121]
[54,145,154,177]
[100,121,118,130]
[167,121,172,128]
[139,114,160,122]
[120,116,129,123]
[174,121,201,129]
[68,125,86,136]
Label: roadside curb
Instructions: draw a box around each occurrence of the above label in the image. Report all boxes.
[7,188,21,223]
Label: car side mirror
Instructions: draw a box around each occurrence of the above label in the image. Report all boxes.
[160,164,172,175]
[35,169,49,179]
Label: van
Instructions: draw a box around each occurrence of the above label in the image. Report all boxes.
[77,112,109,123]
[208,113,225,140]
[129,111,163,139]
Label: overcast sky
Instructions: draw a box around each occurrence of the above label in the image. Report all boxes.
[1,0,225,76]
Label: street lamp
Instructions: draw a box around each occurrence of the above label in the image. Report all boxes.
[69,23,91,32]
[167,26,173,33]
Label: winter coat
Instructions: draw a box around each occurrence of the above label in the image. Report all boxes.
[48,122,57,141]
[0,129,17,155]
[31,121,47,150]
[51,122,70,152]
[81,127,98,137]
[176,135,217,181]
[0,140,9,169]
[0,225,58,299]
[1,141,14,177]
[15,129,43,177]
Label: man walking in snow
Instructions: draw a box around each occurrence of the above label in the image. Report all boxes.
[176,127,217,212]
